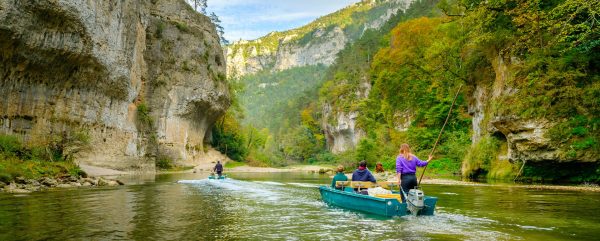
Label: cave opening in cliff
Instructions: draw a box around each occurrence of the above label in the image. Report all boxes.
[491,131,507,142]
[491,131,509,158]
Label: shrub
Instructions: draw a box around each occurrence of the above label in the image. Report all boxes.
[0,173,12,183]
[136,102,154,132]
[46,129,91,162]
[156,156,173,170]
[0,134,22,156]
[0,133,90,182]
[462,136,501,178]
[356,138,379,164]
[155,22,165,38]
[211,123,248,162]
[175,22,190,33]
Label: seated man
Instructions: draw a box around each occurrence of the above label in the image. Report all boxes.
[375,162,384,173]
[213,160,223,177]
[352,161,376,194]
[330,165,348,189]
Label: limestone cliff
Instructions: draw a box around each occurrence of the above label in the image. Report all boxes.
[226,0,414,77]
[0,0,230,171]
[322,80,371,154]
[468,55,597,165]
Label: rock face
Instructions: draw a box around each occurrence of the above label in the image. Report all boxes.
[322,76,373,153]
[0,0,230,170]
[467,55,597,164]
[226,0,414,77]
[323,104,365,154]
[272,26,347,72]
[229,0,414,153]
[490,117,558,161]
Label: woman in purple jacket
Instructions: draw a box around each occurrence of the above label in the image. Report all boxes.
[396,144,432,199]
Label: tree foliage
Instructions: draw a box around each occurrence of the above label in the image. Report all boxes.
[214,0,598,182]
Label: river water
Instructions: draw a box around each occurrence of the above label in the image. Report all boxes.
[1,172,599,240]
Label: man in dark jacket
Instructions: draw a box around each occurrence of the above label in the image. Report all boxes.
[352,161,376,183]
[213,161,223,177]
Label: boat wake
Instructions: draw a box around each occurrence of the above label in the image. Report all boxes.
[179,178,287,202]
[178,179,521,240]
[252,181,286,186]
[398,212,513,241]
[286,182,319,188]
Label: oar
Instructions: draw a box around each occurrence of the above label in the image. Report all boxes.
[418,85,463,186]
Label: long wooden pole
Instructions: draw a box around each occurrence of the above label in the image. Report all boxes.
[418,85,463,186]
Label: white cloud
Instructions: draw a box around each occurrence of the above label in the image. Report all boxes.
[206,0,360,40]
[224,30,266,41]
[253,12,320,22]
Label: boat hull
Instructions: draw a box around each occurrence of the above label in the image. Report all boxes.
[208,175,227,180]
[319,186,437,217]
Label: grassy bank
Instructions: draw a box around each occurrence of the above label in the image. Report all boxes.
[224,161,246,168]
[0,133,87,183]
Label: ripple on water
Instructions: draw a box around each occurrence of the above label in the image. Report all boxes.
[440,192,459,195]
[397,212,515,241]
[179,178,518,240]
[2,174,596,240]
[287,182,319,188]
[514,224,555,231]
[252,181,286,186]
[180,179,283,201]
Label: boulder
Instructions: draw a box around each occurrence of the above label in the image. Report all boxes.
[9,188,31,194]
[24,185,41,192]
[82,182,92,187]
[56,184,73,188]
[15,177,26,184]
[26,179,40,186]
[81,178,95,184]
[67,176,79,183]
[97,178,109,186]
[40,177,58,187]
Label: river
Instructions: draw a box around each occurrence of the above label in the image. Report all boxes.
[1,172,599,240]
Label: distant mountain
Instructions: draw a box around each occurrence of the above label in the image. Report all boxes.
[225,0,413,77]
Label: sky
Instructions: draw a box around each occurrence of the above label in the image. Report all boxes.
[205,0,361,41]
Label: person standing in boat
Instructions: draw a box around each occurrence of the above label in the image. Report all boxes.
[396,144,432,199]
[213,160,224,177]
[331,165,348,189]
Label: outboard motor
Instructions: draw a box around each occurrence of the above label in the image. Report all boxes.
[407,188,425,215]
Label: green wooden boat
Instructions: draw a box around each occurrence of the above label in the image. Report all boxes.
[208,174,227,180]
[319,184,438,217]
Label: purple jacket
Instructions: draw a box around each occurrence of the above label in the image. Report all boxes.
[396,155,428,174]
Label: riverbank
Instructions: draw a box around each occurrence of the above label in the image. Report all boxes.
[226,164,334,173]
[0,163,127,194]
[201,164,600,193]
[0,175,124,194]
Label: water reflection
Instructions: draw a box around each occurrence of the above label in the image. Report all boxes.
[0,172,599,240]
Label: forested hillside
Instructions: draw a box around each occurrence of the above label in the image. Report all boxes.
[315,0,599,182]
[239,65,328,133]
[213,0,442,166]
[213,0,599,182]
